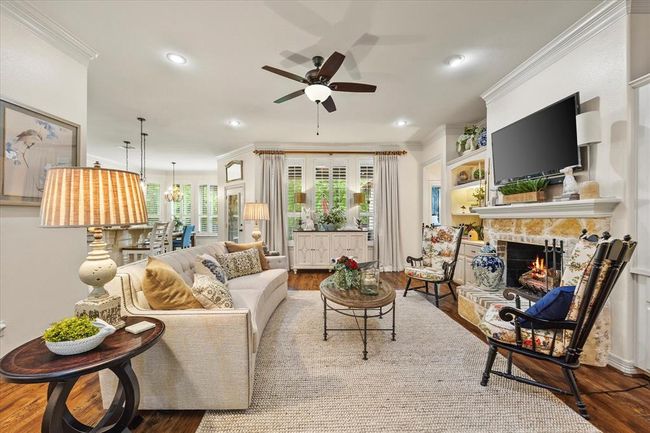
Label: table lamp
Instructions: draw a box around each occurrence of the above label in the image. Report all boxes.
[243,202,269,242]
[40,163,148,329]
[353,192,365,206]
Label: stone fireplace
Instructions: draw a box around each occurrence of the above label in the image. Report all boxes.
[501,240,564,292]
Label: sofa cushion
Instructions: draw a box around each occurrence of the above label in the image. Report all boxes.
[192,274,233,309]
[225,241,270,270]
[142,257,203,310]
[226,268,287,293]
[217,249,263,279]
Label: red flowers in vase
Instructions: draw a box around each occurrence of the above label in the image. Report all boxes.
[334,255,359,271]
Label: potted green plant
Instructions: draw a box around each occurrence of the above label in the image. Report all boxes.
[318,206,346,231]
[331,255,361,290]
[499,178,549,204]
[43,316,116,356]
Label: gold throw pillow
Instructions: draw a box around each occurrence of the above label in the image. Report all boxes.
[143,257,203,310]
[225,241,270,270]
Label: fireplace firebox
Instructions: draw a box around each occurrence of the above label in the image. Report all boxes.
[503,240,564,295]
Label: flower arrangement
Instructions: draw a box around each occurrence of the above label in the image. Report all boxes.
[332,255,361,290]
[318,206,347,230]
[43,316,99,342]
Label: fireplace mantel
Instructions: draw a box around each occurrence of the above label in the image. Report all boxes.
[473,198,621,219]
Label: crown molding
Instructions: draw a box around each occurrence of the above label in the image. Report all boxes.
[481,0,627,105]
[1,1,98,65]
[630,73,650,88]
[216,144,255,161]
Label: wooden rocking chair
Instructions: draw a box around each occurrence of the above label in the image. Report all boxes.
[479,234,637,419]
[403,224,464,307]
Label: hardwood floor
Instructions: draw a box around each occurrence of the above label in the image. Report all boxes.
[1,271,648,433]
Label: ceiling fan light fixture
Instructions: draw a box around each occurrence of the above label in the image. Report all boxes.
[304,84,331,103]
[395,119,408,127]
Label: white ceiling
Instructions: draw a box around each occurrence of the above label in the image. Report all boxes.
[33,0,599,171]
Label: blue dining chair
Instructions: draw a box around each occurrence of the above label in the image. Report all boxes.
[173,224,194,250]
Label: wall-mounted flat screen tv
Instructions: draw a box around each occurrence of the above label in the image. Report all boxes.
[491,93,581,185]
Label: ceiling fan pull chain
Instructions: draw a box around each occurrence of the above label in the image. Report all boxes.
[316,102,320,136]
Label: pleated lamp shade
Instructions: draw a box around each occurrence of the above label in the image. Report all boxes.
[294,192,307,204]
[353,192,365,205]
[243,202,269,221]
[40,165,148,227]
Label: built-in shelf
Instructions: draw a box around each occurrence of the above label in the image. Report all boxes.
[473,198,622,219]
[452,180,482,190]
[447,147,487,167]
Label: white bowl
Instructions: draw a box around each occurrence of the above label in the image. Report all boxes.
[45,319,116,356]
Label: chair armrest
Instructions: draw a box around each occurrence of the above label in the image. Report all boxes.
[267,255,288,270]
[406,256,424,266]
[498,306,577,330]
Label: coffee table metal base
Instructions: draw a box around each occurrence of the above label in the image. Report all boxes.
[321,294,396,360]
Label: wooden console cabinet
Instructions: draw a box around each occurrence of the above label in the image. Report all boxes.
[292,231,368,273]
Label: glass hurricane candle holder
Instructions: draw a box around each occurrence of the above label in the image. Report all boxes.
[360,267,380,295]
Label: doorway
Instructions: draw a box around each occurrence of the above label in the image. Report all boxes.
[225,186,244,242]
[423,160,442,226]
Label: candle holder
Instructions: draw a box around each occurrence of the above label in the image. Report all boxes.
[360,266,380,296]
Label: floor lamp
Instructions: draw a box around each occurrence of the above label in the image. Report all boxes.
[40,163,148,329]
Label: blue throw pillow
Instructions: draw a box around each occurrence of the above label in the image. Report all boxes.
[518,286,576,329]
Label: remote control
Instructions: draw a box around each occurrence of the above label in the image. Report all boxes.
[125,321,156,335]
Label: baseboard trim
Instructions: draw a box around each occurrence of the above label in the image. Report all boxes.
[608,353,643,375]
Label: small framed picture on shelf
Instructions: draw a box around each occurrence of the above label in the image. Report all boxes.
[1,99,80,206]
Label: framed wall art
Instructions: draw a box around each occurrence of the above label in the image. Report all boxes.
[1,99,80,206]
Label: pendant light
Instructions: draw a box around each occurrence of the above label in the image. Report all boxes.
[120,140,134,171]
[137,116,147,192]
[164,161,183,202]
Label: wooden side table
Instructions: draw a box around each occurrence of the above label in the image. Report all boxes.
[0,316,164,433]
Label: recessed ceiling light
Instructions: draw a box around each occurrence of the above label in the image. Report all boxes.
[228,119,241,127]
[166,53,187,64]
[447,54,465,67]
[395,120,408,127]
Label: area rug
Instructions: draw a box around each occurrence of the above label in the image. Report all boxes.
[197,290,598,433]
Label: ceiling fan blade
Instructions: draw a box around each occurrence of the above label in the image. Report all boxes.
[321,96,336,113]
[273,89,305,104]
[330,82,377,93]
[262,66,309,84]
[317,51,345,81]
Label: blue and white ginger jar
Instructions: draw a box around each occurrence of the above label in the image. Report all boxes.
[471,243,504,291]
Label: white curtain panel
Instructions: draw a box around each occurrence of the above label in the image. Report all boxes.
[373,154,403,271]
[260,154,288,258]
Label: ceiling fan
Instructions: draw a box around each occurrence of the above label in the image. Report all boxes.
[262,51,377,113]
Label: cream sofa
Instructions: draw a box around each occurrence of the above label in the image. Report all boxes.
[99,242,288,410]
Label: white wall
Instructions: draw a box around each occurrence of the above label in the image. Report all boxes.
[0,13,89,355]
[484,15,637,365]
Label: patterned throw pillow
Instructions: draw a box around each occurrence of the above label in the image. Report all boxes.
[216,248,262,279]
[191,274,233,309]
[195,255,228,284]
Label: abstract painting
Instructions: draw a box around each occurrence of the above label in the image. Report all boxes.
[1,99,79,205]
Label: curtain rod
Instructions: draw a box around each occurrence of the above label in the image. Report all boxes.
[253,150,407,156]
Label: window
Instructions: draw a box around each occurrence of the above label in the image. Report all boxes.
[314,163,347,214]
[359,163,374,240]
[172,184,192,226]
[287,163,304,240]
[145,183,161,224]
[198,184,218,233]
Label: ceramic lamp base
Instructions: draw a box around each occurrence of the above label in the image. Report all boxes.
[75,295,125,329]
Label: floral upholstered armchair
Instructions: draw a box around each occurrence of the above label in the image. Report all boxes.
[403,224,464,307]
[479,233,637,419]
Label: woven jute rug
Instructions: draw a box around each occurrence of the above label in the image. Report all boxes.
[197,290,598,433]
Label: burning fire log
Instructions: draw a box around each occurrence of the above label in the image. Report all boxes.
[519,256,560,294]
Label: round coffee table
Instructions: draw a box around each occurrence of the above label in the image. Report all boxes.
[320,275,396,360]
[0,316,164,433]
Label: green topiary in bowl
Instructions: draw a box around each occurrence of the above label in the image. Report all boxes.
[43,316,99,343]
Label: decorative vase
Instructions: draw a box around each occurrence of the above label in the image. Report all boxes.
[471,243,504,292]
[477,129,487,147]
[465,136,475,152]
